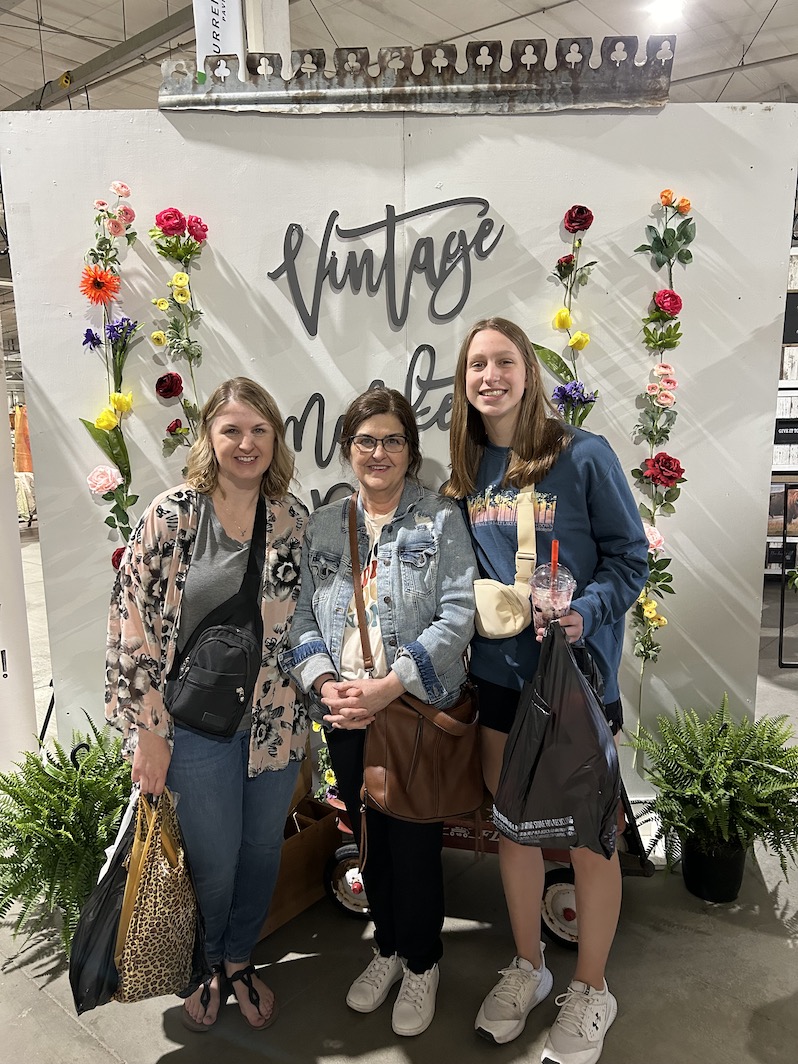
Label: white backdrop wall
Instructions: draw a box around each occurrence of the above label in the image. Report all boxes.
[0,104,794,743]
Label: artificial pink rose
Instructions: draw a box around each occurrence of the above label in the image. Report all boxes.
[166,418,183,435]
[653,289,682,317]
[563,205,594,233]
[660,376,678,390]
[109,181,131,198]
[118,204,135,224]
[187,215,208,242]
[93,199,108,210]
[645,383,660,396]
[643,523,665,553]
[106,217,125,237]
[156,372,183,399]
[653,362,675,377]
[87,464,123,494]
[654,390,676,408]
[155,207,187,236]
[111,547,125,570]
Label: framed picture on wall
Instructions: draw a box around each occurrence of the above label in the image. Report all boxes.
[784,292,798,344]
[768,482,798,536]
[765,540,797,572]
[780,346,798,384]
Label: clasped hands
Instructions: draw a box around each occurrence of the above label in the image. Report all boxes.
[319,673,402,730]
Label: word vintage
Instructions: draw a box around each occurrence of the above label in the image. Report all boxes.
[269,197,503,336]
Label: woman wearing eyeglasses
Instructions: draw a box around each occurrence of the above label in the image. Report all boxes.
[281,387,477,1038]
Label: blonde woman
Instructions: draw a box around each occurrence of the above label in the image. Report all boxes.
[444,319,647,1064]
[106,377,308,1033]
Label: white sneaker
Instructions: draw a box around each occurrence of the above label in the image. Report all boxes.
[345,951,403,1013]
[391,962,439,1036]
[475,949,554,1044]
[541,980,618,1064]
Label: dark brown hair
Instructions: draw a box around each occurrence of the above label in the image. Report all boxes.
[443,317,570,499]
[339,387,422,479]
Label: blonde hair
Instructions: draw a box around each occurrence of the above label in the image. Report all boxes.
[443,317,570,499]
[185,377,294,499]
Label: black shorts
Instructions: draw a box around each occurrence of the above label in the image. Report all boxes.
[472,675,623,736]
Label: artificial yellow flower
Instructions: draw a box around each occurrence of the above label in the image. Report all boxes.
[654,615,668,627]
[171,271,190,289]
[637,590,647,604]
[311,721,322,733]
[173,287,191,305]
[568,331,591,351]
[644,598,657,611]
[324,769,337,786]
[156,298,170,311]
[94,406,118,431]
[642,604,658,619]
[553,307,572,330]
[150,330,167,346]
[109,391,133,414]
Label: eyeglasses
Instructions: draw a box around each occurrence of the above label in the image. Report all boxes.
[348,434,408,454]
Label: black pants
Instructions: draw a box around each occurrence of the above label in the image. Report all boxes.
[327,727,444,973]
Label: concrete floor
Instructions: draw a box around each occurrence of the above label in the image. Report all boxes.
[2,529,797,1064]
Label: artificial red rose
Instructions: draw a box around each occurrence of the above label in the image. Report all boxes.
[563,205,594,233]
[155,372,183,399]
[111,547,125,570]
[642,452,685,488]
[654,288,683,317]
[166,418,183,434]
[154,207,187,236]
[187,215,208,242]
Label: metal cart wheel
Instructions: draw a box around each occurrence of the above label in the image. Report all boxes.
[541,866,579,950]
[324,843,371,920]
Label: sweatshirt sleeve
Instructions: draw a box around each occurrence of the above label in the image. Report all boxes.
[570,448,649,639]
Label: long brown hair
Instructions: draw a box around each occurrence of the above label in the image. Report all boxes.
[185,377,295,498]
[443,317,570,499]
[339,387,422,479]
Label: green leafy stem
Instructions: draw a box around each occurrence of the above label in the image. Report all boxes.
[634,213,696,288]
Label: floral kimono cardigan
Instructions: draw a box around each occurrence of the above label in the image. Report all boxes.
[105,486,309,776]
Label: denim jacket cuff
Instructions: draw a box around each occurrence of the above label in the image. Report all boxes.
[393,641,447,705]
[280,641,338,695]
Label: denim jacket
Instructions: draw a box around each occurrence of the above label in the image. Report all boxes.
[280,480,477,708]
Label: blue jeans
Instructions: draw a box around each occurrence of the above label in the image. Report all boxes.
[166,726,301,965]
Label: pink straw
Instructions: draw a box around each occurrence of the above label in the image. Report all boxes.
[550,539,559,585]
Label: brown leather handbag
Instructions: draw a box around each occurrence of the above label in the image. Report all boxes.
[347,495,483,823]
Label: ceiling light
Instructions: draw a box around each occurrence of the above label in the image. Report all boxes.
[646,0,683,19]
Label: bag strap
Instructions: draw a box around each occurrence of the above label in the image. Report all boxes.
[399,688,477,735]
[513,487,537,590]
[168,497,268,679]
[347,494,376,676]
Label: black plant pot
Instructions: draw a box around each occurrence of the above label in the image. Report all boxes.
[681,835,747,903]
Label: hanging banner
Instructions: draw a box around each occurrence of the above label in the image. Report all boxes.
[0,370,37,767]
[192,0,247,77]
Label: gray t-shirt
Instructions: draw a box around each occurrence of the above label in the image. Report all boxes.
[177,493,255,729]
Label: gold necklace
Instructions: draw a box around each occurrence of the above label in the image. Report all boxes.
[214,495,255,538]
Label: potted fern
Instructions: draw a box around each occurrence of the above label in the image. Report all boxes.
[0,718,130,952]
[632,696,798,902]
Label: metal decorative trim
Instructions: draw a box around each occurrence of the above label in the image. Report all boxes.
[159,36,676,114]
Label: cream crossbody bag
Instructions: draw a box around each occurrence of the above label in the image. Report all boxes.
[473,487,536,639]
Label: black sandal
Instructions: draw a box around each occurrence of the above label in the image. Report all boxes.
[228,964,278,1030]
[181,964,224,1032]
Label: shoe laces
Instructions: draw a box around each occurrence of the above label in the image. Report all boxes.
[362,953,396,988]
[397,968,433,1008]
[492,965,538,1009]
[553,985,601,1039]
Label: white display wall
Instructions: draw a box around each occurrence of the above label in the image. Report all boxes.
[0,103,794,741]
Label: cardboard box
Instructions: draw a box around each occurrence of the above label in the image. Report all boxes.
[258,796,341,938]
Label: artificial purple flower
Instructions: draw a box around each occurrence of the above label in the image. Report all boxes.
[82,328,102,350]
[105,316,137,345]
[552,380,598,412]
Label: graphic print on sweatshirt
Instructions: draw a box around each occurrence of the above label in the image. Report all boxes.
[466,486,557,532]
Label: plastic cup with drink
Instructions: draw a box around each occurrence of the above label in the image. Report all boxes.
[529,540,576,631]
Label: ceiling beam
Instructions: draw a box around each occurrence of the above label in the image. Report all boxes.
[3,6,196,111]
[672,51,798,86]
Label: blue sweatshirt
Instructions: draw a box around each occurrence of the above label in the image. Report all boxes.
[465,428,648,700]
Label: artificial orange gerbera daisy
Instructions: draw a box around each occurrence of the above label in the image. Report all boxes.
[79,264,120,305]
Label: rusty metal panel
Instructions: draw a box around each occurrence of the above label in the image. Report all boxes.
[158,36,676,114]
